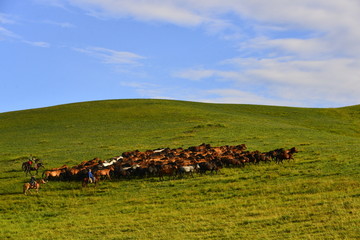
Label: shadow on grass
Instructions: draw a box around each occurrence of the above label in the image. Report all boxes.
[0,176,19,180]
[0,191,22,196]
[5,169,23,173]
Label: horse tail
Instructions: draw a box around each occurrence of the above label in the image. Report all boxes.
[23,163,30,175]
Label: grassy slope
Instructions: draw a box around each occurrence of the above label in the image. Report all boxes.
[0,99,359,239]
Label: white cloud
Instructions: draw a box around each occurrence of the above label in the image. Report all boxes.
[0,13,51,47]
[0,14,18,39]
[22,40,50,48]
[43,0,360,107]
[67,0,208,26]
[33,0,68,8]
[63,0,360,56]
[0,26,50,48]
[0,14,16,24]
[42,20,76,28]
[174,68,246,83]
[175,69,221,81]
[200,88,299,107]
[238,37,331,59]
[0,26,19,39]
[119,81,174,100]
[177,57,360,107]
[120,81,157,89]
[61,0,360,60]
[74,46,145,65]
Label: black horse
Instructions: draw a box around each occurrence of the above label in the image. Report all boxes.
[22,161,44,176]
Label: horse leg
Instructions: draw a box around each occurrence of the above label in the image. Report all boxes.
[159,174,164,181]
[23,185,28,195]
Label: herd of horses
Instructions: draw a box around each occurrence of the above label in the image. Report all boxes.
[22,143,299,194]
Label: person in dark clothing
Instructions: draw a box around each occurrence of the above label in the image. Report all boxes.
[88,169,96,183]
[29,176,36,187]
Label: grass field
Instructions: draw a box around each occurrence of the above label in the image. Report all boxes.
[0,99,359,239]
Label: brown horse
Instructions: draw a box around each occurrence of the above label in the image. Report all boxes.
[67,167,83,179]
[157,163,178,181]
[94,165,114,180]
[275,147,299,163]
[23,179,47,195]
[42,168,66,180]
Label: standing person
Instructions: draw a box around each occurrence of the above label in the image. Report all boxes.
[88,169,96,183]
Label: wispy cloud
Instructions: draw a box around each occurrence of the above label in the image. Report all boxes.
[68,0,207,26]
[200,88,298,107]
[0,13,16,24]
[75,46,146,66]
[0,26,51,47]
[64,1,360,59]
[39,0,360,107]
[119,81,174,100]
[0,14,19,39]
[33,0,68,9]
[38,1,357,59]
[22,40,50,48]
[0,13,51,47]
[176,57,360,107]
[64,1,360,39]
[0,26,19,39]
[174,68,243,82]
[42,20,76,28]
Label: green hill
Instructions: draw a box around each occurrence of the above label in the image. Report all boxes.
[0,99,359,239]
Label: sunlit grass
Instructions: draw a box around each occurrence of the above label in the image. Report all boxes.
[0,99,359,239]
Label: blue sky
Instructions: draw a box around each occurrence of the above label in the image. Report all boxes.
[1,0,360,112]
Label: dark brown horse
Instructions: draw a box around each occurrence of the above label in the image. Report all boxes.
[22,161,44,176]
[274,147,298,163]
[157,163,178,181]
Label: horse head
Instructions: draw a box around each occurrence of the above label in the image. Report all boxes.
[290,147,299,153]
[40,179,48,184]
[38,163,45,168]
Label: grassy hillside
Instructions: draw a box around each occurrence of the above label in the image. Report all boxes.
[0,99,359,239]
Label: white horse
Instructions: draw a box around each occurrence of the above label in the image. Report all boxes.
[113,156,124,161]
[122,164,141,171]
[178,164,199,178]
[153,148,166,153]
[102,159,117,167]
